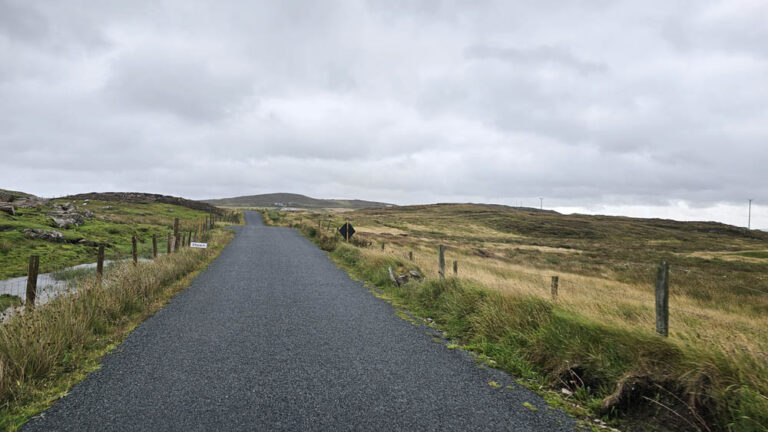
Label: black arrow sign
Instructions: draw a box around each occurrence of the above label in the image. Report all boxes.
[338,222,355,241]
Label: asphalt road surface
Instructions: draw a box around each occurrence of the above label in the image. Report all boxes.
[23,211,576,431]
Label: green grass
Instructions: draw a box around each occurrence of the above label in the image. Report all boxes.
[0,199,235,279]
[735,251,768,259]
[0,295,21,311]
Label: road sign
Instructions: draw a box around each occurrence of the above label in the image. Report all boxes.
[190,242,208,249]
[338,222,355,241]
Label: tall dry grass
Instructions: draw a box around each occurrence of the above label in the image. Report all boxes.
[0,229,232,413]
[283,210,768,431]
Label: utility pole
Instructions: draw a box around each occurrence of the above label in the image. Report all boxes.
[539,197,543,210]
[748,199,753,230]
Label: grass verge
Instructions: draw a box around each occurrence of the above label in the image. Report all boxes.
[0,228,234,431]
[289,216,767,432]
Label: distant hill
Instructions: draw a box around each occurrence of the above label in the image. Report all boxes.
[203,193,393,209]
[63,192,224,214]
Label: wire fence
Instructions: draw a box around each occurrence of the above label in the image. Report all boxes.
[0,212,237,322]
[320,226,768,340]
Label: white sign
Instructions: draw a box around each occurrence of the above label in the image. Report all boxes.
[190,242,208,249]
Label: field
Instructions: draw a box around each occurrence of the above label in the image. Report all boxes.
[0,198,220,280]
[266,204,768,431]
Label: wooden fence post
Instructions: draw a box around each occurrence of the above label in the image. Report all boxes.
[152,234,158,258]
[551,276,559,300]
[167,232,172,254]
[438,245,445,279]
[453,260,458,275]
[173,217,179,241]
[26,255,39,307]
[132,236,138,265]
[655,262,670,337]
[97,245,104,283]
[408,251,413,261]
[381,242,385,250]
[188,231,192,247]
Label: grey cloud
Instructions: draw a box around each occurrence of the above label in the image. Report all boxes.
[0,1,48,44]
[105,51,254,121]
[465,44,607,74]
[1,0,767,227]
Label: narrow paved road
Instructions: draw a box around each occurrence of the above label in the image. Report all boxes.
[24,212,575,431]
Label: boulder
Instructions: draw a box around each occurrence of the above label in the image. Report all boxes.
[46,203,88,228]
[50,214,85,228]
[23,228,64,243]
[389,266,418,287]
[0,203,15,216]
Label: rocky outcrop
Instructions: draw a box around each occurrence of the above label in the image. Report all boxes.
[50,215,85,228]
[0,203,14,216]
[13,197,49,208]
[388,267,423,286]
[23,228,64,243]
[62,192,224,214]
[46,202,93,228]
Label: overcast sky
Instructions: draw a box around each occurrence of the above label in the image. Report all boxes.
[1,1,766,227]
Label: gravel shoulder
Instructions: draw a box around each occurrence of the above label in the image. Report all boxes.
[22,211,576,431]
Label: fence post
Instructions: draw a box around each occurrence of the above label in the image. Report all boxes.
[174,218,181,252]
[381,242,385,250]
[453,260,458,275]
[188,231,192,247]
[551,276,559,300]
[152,234,158,258]
[408,251,413,261]
[655,262,670,337]
[97,245,104,283]
[167,232,172,254]
[438,245,445,279]
[132,236,138,265]
[26,255,39,307]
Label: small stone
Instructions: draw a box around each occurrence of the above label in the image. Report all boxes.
[561,388,573,396]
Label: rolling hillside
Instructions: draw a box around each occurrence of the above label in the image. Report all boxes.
[203,193,393,209]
